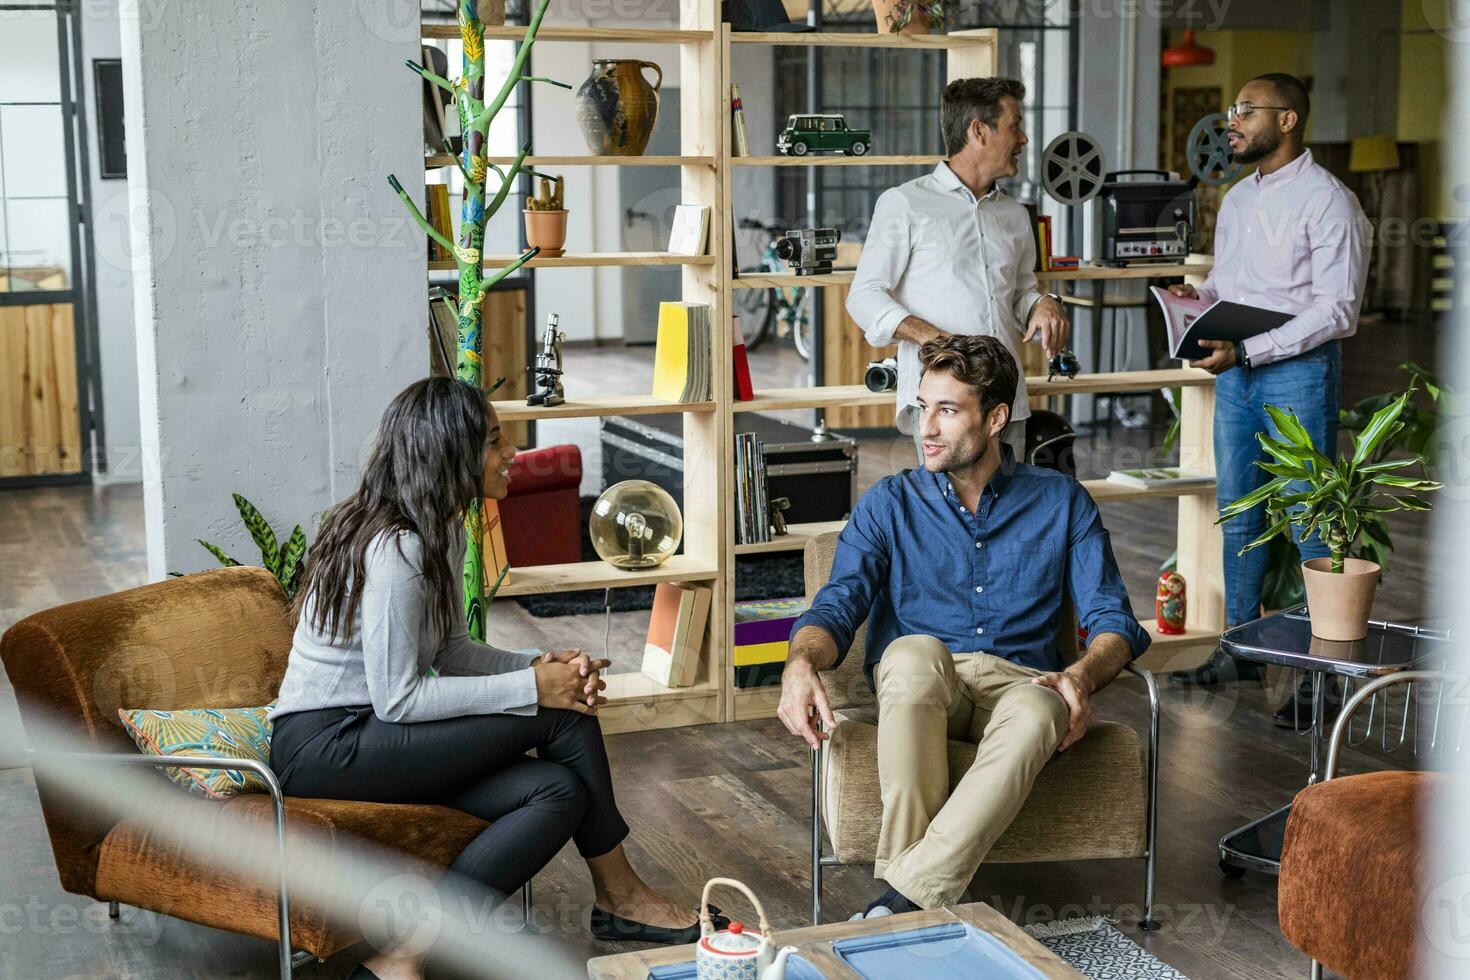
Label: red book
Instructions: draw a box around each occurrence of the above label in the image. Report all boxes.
[732,314,755,401]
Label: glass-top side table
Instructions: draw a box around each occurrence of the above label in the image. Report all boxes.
[1214,604,1453,877]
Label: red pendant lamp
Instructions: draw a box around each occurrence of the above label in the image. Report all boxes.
[1162,29,1216,68]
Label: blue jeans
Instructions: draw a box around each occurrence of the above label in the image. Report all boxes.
[1214,341,1341,626]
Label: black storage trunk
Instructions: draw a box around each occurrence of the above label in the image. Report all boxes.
[600,414,857,525]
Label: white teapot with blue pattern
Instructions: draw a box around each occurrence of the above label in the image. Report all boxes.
[694,878,796,980]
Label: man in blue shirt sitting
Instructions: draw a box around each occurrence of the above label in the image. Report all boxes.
[777,334,1150,917]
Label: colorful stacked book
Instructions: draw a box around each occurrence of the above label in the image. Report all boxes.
[426,184,454,262]
[651,302,712,404]
[642,582,712,687]
[734,431,770,545]
[734,597,810,688]
[1034,214,1053,272]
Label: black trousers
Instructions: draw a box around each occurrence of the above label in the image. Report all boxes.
[270,704,630,905]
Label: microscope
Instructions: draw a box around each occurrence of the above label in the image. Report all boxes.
[527,313,566,407]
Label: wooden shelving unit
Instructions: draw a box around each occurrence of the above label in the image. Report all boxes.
[427,11,1224,733]
[730,261,1212,290]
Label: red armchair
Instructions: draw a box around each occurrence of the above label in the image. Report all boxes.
[499,443,583,567]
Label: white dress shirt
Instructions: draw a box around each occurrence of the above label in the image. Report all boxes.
[846,162,1044,433]
[1197,148,1370,367]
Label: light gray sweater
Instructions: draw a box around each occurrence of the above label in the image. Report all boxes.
[271,529,539,723]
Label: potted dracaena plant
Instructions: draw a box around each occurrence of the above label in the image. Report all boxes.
[1216,388,1442,640]
[872,0,947,34]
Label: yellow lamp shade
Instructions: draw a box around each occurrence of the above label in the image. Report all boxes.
[1348,134,1400,173]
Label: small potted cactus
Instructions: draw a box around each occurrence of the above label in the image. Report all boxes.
[523,173,567,258]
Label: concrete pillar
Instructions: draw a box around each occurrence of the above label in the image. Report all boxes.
[120,1,423,579]
[1312,1,1402,141]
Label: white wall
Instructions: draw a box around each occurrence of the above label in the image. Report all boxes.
[120,0,422,579]
[78,3,141,486]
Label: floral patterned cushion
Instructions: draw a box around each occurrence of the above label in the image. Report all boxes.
[117,703,274,800]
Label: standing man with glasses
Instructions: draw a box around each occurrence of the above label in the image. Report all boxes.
[846,77,1070,464]
[1168,74,1370,727]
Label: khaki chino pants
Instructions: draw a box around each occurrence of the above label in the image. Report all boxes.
[872,634,1069,909]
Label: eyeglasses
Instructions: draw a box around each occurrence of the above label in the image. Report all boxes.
[1227,102,1291,120]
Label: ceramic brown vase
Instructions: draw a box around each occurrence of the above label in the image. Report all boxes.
[1302,557,1380,640]
[575,59,662,156]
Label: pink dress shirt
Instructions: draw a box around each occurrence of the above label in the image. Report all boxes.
[1196,149,1371,367]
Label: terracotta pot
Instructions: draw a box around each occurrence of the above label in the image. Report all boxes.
[523,209,568,258]
[575,59,662,156]
[1301,557,1380,641]
[871,0,933,34]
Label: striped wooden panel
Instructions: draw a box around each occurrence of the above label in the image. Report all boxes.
[0,303,82,477]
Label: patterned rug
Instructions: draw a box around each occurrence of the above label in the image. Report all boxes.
[1024,917,1189,979]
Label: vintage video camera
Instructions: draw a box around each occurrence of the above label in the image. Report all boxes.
[864,357,898,393]
[774,227,840,276]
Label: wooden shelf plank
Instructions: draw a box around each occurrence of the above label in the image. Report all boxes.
[730,263,1211,290]
[490,396,715,423]
[1040,262,1212,282]
[602,672,719,705]
[1143,619,1220,652]
[730,30,989,49]
[428,252,714,271]
[731,684,783,722]
[731,154,944,167]
[1027,368,1214,397]
[737,385,890,413]
[732,271,856,289]
[427,154,714,169]
[494,555,718,598]
[1082,477,1215,503]
[740,370,1212,413]
[733,520,849,556]
[422,24,713,43]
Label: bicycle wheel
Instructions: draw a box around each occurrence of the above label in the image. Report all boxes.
[736,282,777,351]
[792,288,814,361]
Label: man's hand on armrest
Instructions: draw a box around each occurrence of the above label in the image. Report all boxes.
[778,626,841,750]
[893,315,947,348]
[1030,631,1133,751]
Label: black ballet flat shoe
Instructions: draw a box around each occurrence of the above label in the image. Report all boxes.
[347,966,382,980]
[590,903,729,945]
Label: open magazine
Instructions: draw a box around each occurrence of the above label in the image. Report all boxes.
[1150,286,1293,361]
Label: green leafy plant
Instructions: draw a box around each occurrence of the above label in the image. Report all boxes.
[1217,390,1442,573]
[525,173,564,211]
[198,494,307,598]
[881,0,947,31]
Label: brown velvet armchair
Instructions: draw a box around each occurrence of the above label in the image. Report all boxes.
[0,566,507,978]
[802,531,1161,927]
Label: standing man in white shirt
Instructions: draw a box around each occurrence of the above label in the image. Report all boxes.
[1168,74,1369,726]
[846,77,1069,463]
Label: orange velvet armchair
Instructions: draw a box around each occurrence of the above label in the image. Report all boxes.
[0,566,508,978]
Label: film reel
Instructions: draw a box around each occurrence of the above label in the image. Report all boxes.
[1187,112,1241,186]
[1041,131,1105,206]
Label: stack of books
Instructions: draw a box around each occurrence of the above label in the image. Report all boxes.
[732,314,754,401]
[651,302,712,403]
[734,597,810,688]
[641,582,712,688]
[734,431,770,545]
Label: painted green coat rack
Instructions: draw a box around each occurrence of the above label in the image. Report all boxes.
[388,0,566,638]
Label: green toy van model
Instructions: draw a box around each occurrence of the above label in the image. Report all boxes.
[776,114,871,157]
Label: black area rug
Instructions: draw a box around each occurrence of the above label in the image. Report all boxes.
[510,497,806,618]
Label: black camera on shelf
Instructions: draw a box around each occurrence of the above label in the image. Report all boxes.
[774,227,840,276]
[864,357,898,393]
[1047,348,1081,382]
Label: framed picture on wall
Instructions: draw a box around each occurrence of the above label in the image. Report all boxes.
[93,58,126,179]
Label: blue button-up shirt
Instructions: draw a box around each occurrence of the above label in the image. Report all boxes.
[791,449,1150,689]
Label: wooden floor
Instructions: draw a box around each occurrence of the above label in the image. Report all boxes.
[0,316,1442,979]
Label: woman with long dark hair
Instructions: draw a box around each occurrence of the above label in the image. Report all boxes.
[269,378,722,980]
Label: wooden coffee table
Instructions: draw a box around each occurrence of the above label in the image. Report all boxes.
[586,902,1083,979]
